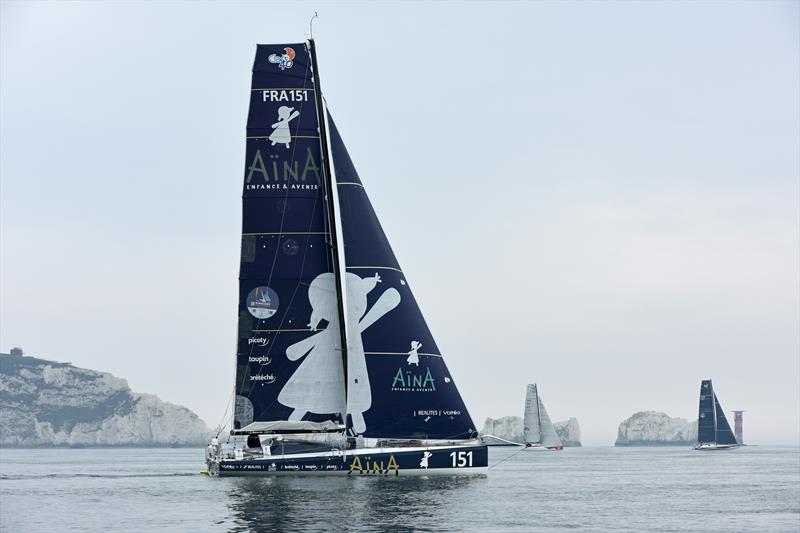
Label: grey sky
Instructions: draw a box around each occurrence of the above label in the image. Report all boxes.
[2,1,798,445]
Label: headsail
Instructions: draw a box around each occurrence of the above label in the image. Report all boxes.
[537,393,562,448]
[233,43,344,431]
[329,114,477,440]
[714,392,737,445]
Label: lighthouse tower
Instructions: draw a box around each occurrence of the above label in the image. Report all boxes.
[732,411,744,445]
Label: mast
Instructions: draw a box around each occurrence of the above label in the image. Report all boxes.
[536,386,542,444]
[308,37,350,420]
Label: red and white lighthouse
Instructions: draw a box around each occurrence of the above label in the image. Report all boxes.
[732,411,744,445]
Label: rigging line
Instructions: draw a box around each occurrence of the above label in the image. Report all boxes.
[243,205,325,402]
[237,51,314,404]
[215,389,235,438]
[483,434,524,446]
[242,141,332,403]
[242,100,334,403]
[488,445,528,470]
[241,134,332,407]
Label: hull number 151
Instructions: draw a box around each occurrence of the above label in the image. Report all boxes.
[449,451,473,467]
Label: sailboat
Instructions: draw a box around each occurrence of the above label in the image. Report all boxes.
[522,384,563,451]
[694,379,739,451]
[204,39,487,476]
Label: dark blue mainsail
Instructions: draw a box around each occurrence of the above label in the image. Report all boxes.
[234,44,344,430]
[329,114,477,440]
[697,380,716,443]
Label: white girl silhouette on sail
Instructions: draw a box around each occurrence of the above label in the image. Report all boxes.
[345,272,400,435]
[407,341,422,366]
[269,106,300,148]
[278,273,345,421]
[278,271,400,430]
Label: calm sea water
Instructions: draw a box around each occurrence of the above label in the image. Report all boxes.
[1,446,798,532]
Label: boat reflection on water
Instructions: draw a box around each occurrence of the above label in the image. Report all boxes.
[225,475,486,532]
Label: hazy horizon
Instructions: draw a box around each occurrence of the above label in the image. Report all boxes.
[2,1,798,446]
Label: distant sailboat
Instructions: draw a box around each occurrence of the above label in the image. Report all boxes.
[694,379,739,451]
[523,384,563,451]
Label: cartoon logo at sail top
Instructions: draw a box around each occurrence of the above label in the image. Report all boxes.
[246,286,280,319]
[268,47,296,70]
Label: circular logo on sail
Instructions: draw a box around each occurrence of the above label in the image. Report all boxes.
[246,286,279,319]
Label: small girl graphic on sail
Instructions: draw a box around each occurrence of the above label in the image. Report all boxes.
[406,341,422,366]
[345,272,400,435]
[269,106,300,148]
[278,273,345,421]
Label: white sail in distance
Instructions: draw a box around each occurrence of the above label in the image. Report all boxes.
[523,384,563,448]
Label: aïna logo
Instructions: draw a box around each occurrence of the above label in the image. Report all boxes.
[268,47,296,70]
[392,367,436,392]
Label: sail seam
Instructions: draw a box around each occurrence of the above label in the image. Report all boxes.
[251,87,314,91]
[247,135,321,139]
[242,232,330,236]
[252,328,327,333]
[364,352,442,357]
[346,266,403,273]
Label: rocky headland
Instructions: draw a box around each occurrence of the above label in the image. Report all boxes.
[615,411,697,446]
[0,351,210,447]
[481,416,582,446]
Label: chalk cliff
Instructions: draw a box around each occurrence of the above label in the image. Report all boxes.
[0,352,210,447]
[481,416,582,446]
[615,411,697,446]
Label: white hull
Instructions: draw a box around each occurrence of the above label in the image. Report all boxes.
[693,443,739,451]
[524,443,563,451]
